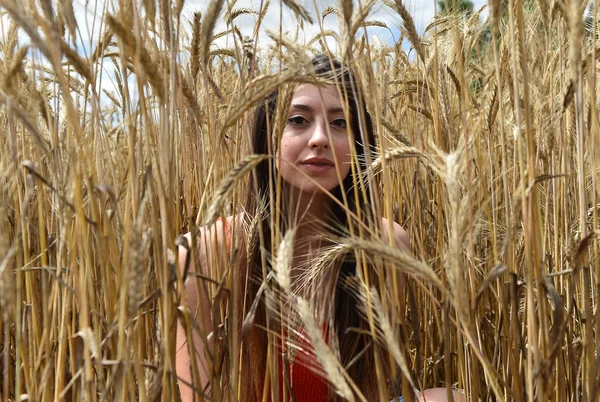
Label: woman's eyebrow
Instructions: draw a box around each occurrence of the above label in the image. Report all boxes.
[290,104,345,114]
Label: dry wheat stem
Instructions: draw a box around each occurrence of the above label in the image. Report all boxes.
[364,285,419,395]
[202,154,270,226]
[340,237,446,294]
[296,297,359,402]
[0,1,598,401]
[274,228,295,292]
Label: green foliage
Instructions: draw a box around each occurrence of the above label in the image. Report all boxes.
[437,0,474,16]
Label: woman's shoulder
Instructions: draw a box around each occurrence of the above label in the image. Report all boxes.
[178,213,246,276]
[181,213,245,246]
[380,217,410,251]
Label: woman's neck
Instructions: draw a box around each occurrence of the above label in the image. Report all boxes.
[286,189,332,234]
[283,189,337,300]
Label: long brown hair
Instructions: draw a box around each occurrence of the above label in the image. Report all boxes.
[236,54,381,402]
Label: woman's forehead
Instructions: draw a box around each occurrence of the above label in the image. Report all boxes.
[291,83,344,109]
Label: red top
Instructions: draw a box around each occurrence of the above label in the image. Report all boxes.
[272,326,330,402]
[220,217,330,401]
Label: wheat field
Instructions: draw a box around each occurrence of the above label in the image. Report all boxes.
[0,0,599,401]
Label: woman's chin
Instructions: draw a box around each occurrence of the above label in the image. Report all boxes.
[292,182,340,196]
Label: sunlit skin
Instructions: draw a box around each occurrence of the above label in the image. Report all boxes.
[276,83,353,202]
[175,83,466,402]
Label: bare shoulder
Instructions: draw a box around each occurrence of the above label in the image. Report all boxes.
[178,213,244,279]
[381,217,410,252]
[176,215,246,400]
[418,388,468,402]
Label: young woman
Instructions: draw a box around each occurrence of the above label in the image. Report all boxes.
[176,55,465,402]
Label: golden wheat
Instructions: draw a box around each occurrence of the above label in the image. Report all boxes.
[0,1,598,401]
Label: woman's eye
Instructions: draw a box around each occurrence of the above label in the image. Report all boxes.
[287,116,307,126]
[331,118,347,128]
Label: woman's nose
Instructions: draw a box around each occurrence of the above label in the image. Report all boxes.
[307,121,329,149]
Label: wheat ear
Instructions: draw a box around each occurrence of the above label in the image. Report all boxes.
[296,297,358,402]
[201,154,269,226]
[274,229,295,292]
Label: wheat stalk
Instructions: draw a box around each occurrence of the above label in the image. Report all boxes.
[0,203,16,316]
[368,144,430,175]
[282,0,314,24]
[363,286,419,395]
[106,13,166,101]
[274,228,295,292]
[226,7,259,25]
[190,12,202,80]
[296,296,359,402]
[0,2,598,401]
[2,45,29,91]
[202,154,269,226]
[385,0,425,62]
[200,0,225,66]
[57,0,77,42]
[340,237,446,293]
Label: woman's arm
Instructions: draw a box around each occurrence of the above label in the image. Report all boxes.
[175,218,231,402]
[381,217,410,252]
[418,388,468,401]
[380,220,468,402]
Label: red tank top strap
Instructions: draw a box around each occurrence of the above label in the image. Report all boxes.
[266,323,330,402]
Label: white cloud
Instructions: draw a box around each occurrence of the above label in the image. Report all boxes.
[3,0,490,52]
[0,0,490,109]
[178,1,431,48]
[176,0,491,59]
[0,14,11,42]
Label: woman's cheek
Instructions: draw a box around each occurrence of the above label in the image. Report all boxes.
[280,137,302,161]
[333,138,351,161]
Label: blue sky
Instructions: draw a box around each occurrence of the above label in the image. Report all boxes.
[0,0,489,107]
[1,0,490,58]
[183,0,490,51]
[62,0,490,50]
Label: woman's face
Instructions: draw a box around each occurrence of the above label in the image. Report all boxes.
[276,83,353,195]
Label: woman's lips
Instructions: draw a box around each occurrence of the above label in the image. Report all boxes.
[299,157,335,173]
[299,162,334,173]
